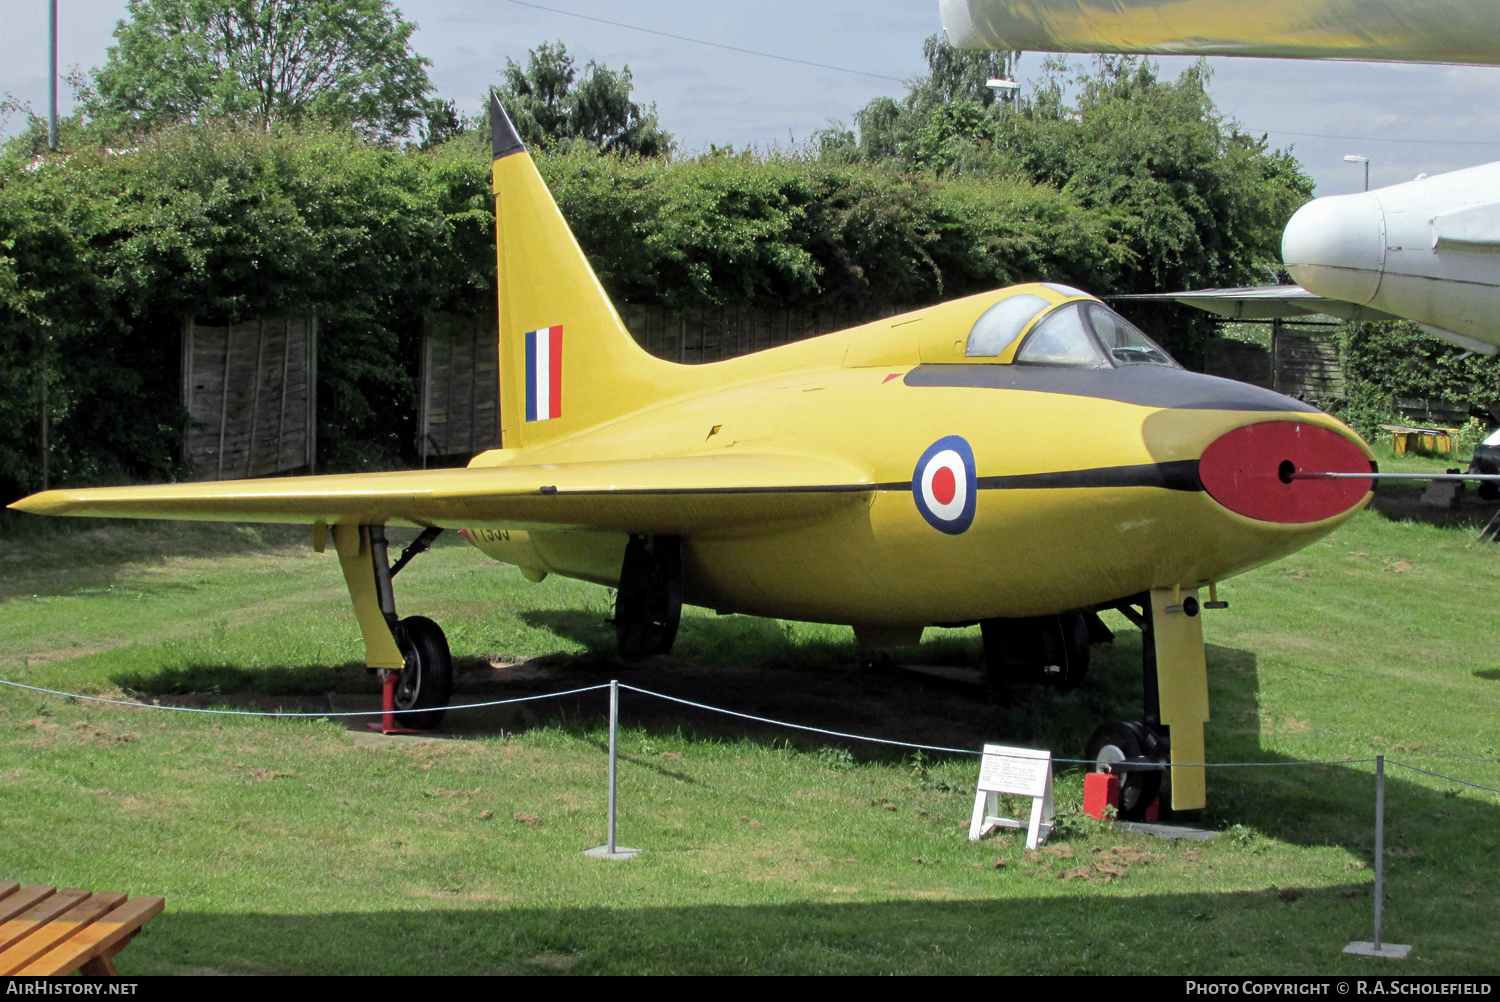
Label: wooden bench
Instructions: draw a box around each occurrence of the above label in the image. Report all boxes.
[0,883,163,976]
[1379,423,1463,457]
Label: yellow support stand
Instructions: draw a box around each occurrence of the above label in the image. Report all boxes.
[331,524,404,670]
[1150,587,1209,811]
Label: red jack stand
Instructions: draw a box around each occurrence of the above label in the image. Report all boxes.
[366,669,426,735]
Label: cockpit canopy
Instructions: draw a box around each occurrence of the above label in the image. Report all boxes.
[965,290,1178,369]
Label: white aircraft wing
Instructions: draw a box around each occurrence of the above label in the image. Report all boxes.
[1113,286,1404,323]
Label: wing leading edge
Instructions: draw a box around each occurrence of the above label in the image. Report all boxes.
[7,452,877,535]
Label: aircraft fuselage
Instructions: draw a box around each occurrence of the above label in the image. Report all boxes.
[467,290,1373,629]
[1284,160,1500,354]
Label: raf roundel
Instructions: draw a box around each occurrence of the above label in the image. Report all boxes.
[912,435,977,535]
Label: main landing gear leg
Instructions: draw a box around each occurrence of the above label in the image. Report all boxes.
[330,524,451,733]
[1084,588,1210,818]
[613,535,682,659]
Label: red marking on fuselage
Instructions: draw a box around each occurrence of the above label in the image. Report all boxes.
[930,466,957,506]
[882,373,901,384]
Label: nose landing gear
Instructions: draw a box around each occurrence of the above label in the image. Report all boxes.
[1083,588,1211,820]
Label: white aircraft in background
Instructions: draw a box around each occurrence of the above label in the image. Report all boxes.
[940,0,1500,356]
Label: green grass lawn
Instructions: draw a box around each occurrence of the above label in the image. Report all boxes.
[1,446,1497,975]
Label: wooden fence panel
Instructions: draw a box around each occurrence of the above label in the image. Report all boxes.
[1204,337,1273,389]
[1395,397,1470,427]
[1204,323,1345,400]
[181,316,316,481]
[418,312,501,462]
[1274,327,1345,399]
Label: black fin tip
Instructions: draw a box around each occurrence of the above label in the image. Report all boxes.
[490,91,526,161]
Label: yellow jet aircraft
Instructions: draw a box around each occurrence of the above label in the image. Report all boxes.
[9,97,1377,818]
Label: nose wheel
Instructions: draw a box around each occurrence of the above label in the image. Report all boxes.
[1082,588,1216,818]
[1083,721,1166,820]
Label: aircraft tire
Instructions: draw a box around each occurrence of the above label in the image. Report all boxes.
[979,617,1019,689]
[1044,612,1091,690]
[1083,721,1164,821]
[394,615,453,731]
[615,535,682,659]
[980,613,1090,691]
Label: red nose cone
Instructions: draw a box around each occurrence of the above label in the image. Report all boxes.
[1199,421,1371,524]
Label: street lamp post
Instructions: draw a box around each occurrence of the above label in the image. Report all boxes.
[1344,154,1370,192]
[985,77,1021,104]
[47,0,57,151]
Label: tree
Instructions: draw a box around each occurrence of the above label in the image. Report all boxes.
[82,0,435,141]
[912,33,1016,110]
[816,35,1015,167]
[419,98,463,150]
[823,43,1310,288]
[813,41,1312,367]
[490,41,672,157]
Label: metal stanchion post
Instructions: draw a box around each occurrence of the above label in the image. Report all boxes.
[1344,754,1410,958]
[585,679,639,860]
[1374,754,1386,950]
[608,677,619,852]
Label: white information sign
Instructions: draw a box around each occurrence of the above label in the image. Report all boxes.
[968,744,1054,849]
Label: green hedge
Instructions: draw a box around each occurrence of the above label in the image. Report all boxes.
[541,147,1124,309]
[1322,320,1500,443]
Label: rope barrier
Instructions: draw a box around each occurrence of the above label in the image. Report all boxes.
[0,677,610,718]
[1,675,1496,795]
[617,683,986,757]
[1388,759,1500,797]
[621,685,1387,767]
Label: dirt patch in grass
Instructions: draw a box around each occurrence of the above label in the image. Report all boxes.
[1368,483,1500,530]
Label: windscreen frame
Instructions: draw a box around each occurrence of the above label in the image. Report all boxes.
[1012,300,1179,369]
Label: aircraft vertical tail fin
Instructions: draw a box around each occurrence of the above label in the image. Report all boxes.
[489,94,684,450]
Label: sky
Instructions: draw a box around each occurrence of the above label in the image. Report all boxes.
[4,0,1500,196]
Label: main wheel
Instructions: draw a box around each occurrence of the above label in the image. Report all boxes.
[981,613,1090,690]
[1083,721,1165,821]
[1041,612,1091,689]
[393,615,453,731]
[615,535,682,659]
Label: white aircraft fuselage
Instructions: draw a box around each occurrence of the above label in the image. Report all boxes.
[1284,163,1500,354]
